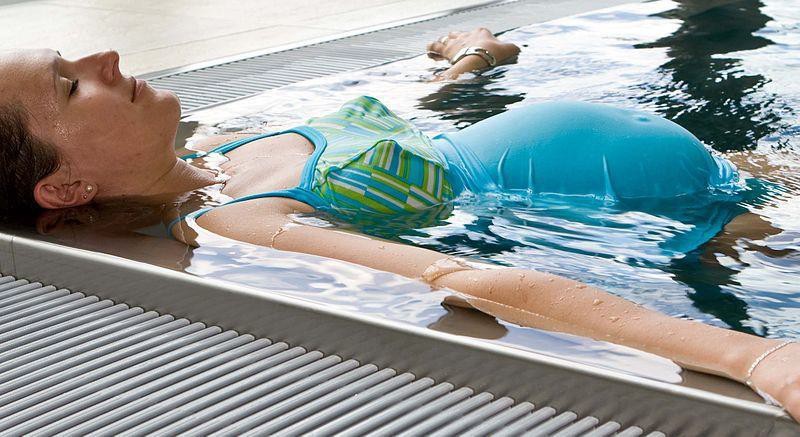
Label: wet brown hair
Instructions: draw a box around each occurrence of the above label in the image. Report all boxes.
[0,103,62,217]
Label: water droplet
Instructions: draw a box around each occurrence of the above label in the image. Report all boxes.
[609,316,620,322]
[592,299,602,306]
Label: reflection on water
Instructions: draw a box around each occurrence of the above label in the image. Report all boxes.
[185,215,684,381]
[636,0,784,152]
[12,0,800,386]
[188,0,800,340]
[415,71,526,128]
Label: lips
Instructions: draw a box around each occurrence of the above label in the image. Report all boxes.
[130,77,138,102]
[130,77,147,103]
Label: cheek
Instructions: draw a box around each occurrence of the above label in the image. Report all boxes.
[58,113,141,165]
[57,90,179,162]
[147,91,182,140]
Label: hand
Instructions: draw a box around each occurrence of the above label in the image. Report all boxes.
[748,341,800,420]
[426,27,520,67]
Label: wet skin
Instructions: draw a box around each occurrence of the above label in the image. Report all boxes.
[0,49,208,208]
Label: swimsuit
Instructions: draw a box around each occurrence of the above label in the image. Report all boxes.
[172,96,745,248]
[433,100,741,200]
[172,96,456,230]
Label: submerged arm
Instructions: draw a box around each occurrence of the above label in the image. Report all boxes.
[191,199,800,420]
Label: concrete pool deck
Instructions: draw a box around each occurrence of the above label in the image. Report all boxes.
[1,0,497,75]
[2,0,630,76]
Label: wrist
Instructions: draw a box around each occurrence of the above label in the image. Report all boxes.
[725,336,786,382]
[450,46,495,68]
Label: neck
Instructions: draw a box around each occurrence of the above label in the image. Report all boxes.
[137,157,217,202]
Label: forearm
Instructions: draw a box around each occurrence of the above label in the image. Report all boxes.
[433,267,779,382]
[437,56,491,80]
[205,203,778,386]
[427,28,520,80]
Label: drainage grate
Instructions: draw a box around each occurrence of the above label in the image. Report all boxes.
[144,0,606,114]
[0,274,663,436]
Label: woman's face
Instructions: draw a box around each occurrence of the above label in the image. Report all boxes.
[0,49,181,201]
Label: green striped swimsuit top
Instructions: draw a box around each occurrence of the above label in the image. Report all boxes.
[174,96,456,229]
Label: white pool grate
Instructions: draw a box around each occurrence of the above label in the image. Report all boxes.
[0,274,664,436]
[143,0,616,114]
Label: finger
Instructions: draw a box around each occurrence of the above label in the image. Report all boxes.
[426,41,447,61]
[427,41,445,54]
[448,30,466,39]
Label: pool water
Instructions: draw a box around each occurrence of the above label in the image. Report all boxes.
[11,0,796,387]
[189,0,800,340]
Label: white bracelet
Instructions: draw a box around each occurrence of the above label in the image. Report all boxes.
[745,340,795,387]
[450,46,497,67]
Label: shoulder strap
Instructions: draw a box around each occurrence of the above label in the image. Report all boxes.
[180,132,276,160]
[169,126,328,236]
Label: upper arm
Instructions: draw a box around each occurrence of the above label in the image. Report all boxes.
[189,198,448,279]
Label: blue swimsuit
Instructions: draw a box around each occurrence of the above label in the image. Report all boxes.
[433,100,741,200]
[174,96,745,249]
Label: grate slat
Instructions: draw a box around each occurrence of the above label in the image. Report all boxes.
[462,402,537,436]
[583,421,622,437]
[38,341,284,434]
[306,377,436,435]
[273,372,417,435]
[366,386,475,436]
[552,416,602,437]
[522,411,579,436]
[401,392,495,435]
[0,272,660,435]
[338,382,455,435]
[431,396,516,436]
[616,427,645,437]
[143,0,565,113]
[106,348,324,435]
[494,406,558,437]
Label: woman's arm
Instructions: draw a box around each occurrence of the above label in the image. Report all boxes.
[426,28,520,80]
[194,199,800,419]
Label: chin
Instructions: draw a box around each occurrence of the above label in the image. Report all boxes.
[147,91,182,146]
[161,89,182,119]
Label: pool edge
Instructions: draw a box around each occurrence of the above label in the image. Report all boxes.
[1,231,796,435]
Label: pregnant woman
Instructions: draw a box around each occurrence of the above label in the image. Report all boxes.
[1,28,797,418]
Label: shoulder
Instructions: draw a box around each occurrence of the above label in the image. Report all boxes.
[171,196,313,246]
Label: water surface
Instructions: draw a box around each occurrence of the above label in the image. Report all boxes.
[191,0,800,340]
[17,0,800,390]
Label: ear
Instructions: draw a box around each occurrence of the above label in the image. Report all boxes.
[33,169,97,209]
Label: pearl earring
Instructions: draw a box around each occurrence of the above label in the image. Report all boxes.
[86,185,93,193]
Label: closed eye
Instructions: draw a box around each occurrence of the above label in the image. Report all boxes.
[69,79,79,97]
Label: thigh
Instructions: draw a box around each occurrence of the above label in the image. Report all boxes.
[444,101,727,199]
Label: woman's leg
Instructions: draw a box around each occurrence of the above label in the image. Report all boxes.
[433,101,740,199]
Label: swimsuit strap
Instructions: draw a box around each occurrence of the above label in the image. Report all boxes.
[169,126,328,235]
[180,128,313,160]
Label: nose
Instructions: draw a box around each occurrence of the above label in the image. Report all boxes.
[76,50,121,85]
